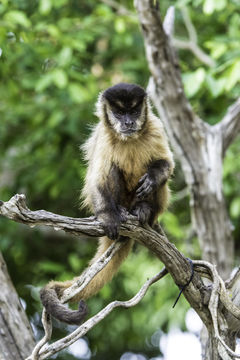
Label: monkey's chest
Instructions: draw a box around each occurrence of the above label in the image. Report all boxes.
[112,141,153,191]
[116,157,148,191]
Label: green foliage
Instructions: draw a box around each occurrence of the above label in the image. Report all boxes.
[0,0,240,359]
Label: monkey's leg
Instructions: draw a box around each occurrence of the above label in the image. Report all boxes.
[132,183,170,226]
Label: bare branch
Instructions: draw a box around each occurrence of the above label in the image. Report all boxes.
[135,0,209,182]
[0,194,209,326]
[214,98,240,156]
[162,5,215,67]
[3,195,239,359]
[173,38,215,68]
[61,241,127,303]
[163,6,175,37]
[101,0,134,16]
[194,260,240,358]
[225,267,240,290]
[27,268,168,360]
[30,310,52,360]
[181,6,197,44]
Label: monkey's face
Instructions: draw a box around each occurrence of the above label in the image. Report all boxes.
[103,83,147,139]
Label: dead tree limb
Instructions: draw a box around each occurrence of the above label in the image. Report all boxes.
[135,0,234,281]
[0,194,207,321]
[0,252,35,359]
[215,97,240,156]
[2,195,240,360]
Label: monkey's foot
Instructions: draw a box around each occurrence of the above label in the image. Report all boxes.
[131,202,151,224]
[118,205,130,222]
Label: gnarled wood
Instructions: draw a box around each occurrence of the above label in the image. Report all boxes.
[0,252,35,360]
[135,0,233,281]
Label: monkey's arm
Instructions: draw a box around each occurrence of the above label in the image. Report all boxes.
[92,164,128,240]
[136,159,171,200]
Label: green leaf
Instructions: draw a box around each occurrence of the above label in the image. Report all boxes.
[206,75,226,97]
[203,0,226,14]
[4,11,31,28]
[203,0,215,14]
[224,60,240,91]
[68,253,82,272]
[230,198,240,218]
[39,0,52,15]
[35,73,53,92]
[182,68,206,97]
[115,18,126,33]
[58,47,72,67]
[68,83,90,103]
[52,69,68,88]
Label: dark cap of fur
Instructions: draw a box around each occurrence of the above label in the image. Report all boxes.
[40,287,88,325]
[103,83,146,107]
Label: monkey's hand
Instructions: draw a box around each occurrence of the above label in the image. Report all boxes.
[136,173,156,200]
[98,208,128,240]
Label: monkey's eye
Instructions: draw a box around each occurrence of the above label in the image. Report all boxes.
[130,105,141,115]
[112,107,125,116]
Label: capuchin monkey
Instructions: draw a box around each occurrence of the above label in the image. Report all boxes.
[40,83,174,325]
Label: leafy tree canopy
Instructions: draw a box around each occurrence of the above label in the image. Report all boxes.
[0,0,240,358]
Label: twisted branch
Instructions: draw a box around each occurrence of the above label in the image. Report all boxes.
[2,194,240,359]
[27,268,168,360]
[214,97,240,156]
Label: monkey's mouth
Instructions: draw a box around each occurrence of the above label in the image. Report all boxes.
[120,129,137,135]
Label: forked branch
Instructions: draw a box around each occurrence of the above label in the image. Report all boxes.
[1,195,240,359]
[215,97,240,156]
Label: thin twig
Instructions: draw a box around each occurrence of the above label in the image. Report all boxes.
[163,6,175,37]
[194,260,240,358]
[29,268,168,360]
[61,241,127,303]
[214,97,240,156]
[101,0,134,16]
[27,310,52,360]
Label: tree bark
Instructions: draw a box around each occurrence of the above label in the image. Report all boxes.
[0,252,35,360]
[134,1,240,359]
[135,0,234,280]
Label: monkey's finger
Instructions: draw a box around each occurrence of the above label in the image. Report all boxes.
[136,181,150,194]
[136,184,151,198]
[138,173,148,184]
[104,225,119,240]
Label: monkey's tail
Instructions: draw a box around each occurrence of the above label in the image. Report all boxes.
[77,236,134,300]
[40,236,133,324]
[40,287,88,325]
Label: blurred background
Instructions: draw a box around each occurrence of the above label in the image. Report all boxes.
[0,0,240,359]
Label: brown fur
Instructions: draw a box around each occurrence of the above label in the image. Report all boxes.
[40,88,174,324]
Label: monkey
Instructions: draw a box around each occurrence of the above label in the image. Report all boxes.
[40,83,174,325]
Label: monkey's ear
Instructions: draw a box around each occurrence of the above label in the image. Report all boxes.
[94,91,105,118]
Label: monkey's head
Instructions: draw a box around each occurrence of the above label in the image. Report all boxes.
[98,83,148,140]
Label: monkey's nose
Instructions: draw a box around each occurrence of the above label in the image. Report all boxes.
[124,116,134,127]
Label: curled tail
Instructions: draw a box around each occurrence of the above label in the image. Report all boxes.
[40,236,133,325]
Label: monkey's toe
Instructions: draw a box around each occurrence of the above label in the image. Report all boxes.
[132,203,151,224]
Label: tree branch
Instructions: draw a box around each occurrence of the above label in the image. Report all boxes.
[173,38,215,68]
[101,0,134,16]
[0,194,209,324]
[214,98,240,156]
[27,268,168,360]
[162,5,175,37]
[135,0,210,187]
[194,260,240,359]
[173,6,216,68]
[2,195,240,359]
